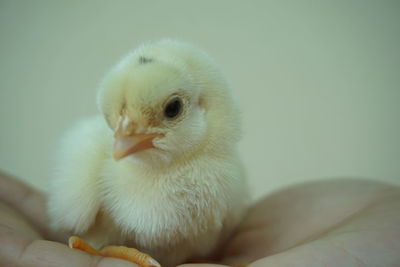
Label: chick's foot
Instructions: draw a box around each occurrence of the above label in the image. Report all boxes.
[69,236,161,267]
[68,236,101,256]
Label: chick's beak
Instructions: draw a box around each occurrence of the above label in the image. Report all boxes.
[113,117,162,160]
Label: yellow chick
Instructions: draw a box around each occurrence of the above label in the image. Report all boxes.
[48,40,248,267]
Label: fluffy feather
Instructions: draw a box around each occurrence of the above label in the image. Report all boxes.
[48,40,248,267]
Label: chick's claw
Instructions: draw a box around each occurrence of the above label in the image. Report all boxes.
[68,236,161,267]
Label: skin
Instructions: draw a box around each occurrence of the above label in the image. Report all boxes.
[0,172,399,267]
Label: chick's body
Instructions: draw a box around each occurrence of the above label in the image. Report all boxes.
[48,40,248,267]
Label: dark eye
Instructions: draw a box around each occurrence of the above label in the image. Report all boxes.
[164,97,183,119]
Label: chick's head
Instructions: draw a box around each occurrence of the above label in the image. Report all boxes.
[98,40,238,166]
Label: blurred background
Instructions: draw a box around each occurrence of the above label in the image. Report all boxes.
[0,0,399,200]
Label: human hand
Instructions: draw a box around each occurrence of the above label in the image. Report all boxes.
[2,173,399,267]
[180,179,400,267]
[0,171,139,267]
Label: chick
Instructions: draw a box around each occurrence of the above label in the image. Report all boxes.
[48,40,248,267]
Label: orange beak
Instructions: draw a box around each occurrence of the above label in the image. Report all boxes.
[113,117,162,160]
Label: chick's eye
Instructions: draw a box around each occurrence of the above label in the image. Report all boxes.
[164,98,182,119]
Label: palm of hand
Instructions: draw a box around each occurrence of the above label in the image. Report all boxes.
[204,180,400,267]
[0,173,399,267]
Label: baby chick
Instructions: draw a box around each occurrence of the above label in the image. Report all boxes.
[48,40,248,267]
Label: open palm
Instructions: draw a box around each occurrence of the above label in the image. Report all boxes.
[1,172,399,267]
[191,179,400,267]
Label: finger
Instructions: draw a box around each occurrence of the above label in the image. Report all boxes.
[12,240,140,267]
[0,224,139,267]
[0,171,49,237]
[0,202,42,240]
[178,264,229,267]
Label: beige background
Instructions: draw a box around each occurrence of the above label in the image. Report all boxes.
[0,1,399,200]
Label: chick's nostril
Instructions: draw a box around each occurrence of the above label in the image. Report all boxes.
[124,123,137,136]
[115,115,138,137]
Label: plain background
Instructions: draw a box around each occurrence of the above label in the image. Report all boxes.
[0,1,399,200]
